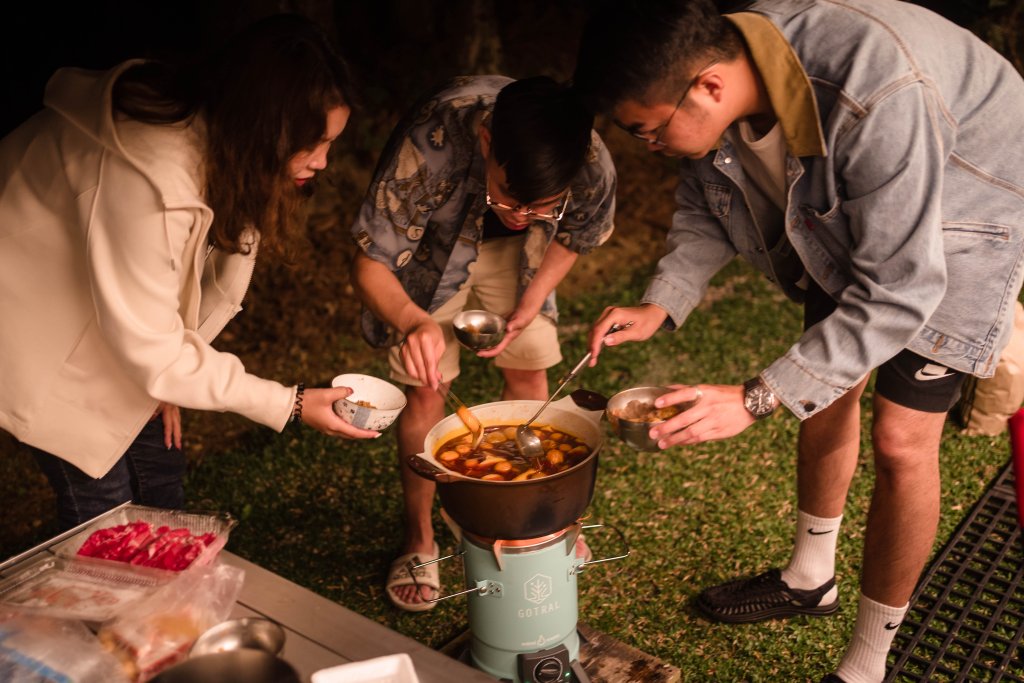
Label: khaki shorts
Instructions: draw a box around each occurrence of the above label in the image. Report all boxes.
[388,236,562,386]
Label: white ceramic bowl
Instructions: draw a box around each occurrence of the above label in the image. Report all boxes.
[331,374,406,430]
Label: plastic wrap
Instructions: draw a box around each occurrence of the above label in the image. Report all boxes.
[97,562,245,682]
[0,613,130,683]
[0,557,163,623]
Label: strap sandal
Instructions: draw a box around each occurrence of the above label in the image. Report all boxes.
[385,542,440,613]
[695,568,839,624]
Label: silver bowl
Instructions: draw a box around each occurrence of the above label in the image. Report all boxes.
[190,617,286,658]
[155,650,298,683]
[606,386,697,451]
[453,310,506,351]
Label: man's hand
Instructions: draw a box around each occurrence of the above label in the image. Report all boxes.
[351,252,444,389]
[476,303,541,359]
[399,319,446,390]
[647,383,756,448]
[586,303,669,365]
[301,386,382,439]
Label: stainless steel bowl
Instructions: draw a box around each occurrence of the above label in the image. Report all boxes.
[154,650,299,683]
[452,310,506,351]
[190,617,286,657]
[606,386,696,451]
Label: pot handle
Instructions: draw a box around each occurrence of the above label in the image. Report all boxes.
[405,454,460,484]
[574,522,630,573]
[551,394,606,428]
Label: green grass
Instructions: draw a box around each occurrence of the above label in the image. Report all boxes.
[174,258,1014,682]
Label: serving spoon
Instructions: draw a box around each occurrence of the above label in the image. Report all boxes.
[515,322,632,459]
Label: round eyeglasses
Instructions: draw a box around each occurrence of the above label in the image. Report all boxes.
[485,186,572,222]
[624,60,719,148]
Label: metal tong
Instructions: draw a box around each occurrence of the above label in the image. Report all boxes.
[438,384,485,449]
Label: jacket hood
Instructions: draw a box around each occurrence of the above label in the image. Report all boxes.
[43,62,140,161]
[43,61,207,211]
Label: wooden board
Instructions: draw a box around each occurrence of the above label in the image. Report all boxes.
[578,623,680,683]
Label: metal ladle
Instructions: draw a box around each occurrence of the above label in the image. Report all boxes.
[515,322,631,459]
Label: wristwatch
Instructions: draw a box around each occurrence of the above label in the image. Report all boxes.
[743,376,778,420]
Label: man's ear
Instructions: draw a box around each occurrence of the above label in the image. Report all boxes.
[699,70,726,104]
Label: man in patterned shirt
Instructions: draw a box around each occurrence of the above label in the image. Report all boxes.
[350,75,617,611]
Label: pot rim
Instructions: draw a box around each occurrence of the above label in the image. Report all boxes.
[418,397,604,485]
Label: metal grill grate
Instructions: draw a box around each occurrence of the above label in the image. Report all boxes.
[886,459,1024,682]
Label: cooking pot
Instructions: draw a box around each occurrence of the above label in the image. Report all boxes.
[406,395,603,539]
[150,650,300,683]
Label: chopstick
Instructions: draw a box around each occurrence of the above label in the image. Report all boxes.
[437,384,485,448]
[437,384,469,413]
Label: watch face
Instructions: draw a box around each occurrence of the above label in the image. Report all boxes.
[744,381,776,418]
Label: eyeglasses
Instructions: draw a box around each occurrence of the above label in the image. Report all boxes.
[485,186,572,222]
[625,60,719,147]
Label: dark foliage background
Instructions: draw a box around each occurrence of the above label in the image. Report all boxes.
[0,5,1021,676]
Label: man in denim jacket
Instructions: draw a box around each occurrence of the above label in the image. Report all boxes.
[573,1,1024,681]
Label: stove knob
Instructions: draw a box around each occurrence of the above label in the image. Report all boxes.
[533,657,565,683]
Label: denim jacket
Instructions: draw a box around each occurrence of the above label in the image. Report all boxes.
[644,0,1024,419]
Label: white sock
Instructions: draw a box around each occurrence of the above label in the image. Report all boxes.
[834,593,908,683]
[780,510,841,605]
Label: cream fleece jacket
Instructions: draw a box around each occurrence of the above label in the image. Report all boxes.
[0,62,295,477]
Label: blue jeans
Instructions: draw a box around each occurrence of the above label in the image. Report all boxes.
[30,415,186,531]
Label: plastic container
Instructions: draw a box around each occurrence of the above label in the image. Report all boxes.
[0,555,163,623]
[311,653,420,683]
[53,504,236,577]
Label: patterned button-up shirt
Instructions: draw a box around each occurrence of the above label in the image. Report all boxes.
[352,75,617,348]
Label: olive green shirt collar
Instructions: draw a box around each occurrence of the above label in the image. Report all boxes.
[725,11,827,157]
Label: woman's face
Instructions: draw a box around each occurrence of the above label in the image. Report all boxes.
[288,105,351,187]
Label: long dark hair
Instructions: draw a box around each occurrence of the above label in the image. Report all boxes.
[113,13,357,259]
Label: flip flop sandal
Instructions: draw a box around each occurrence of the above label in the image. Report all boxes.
[386,542,441,613]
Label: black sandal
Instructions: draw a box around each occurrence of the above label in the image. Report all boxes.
[695,568,839,623]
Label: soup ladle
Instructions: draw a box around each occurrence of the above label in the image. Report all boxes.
[515,322,632,459]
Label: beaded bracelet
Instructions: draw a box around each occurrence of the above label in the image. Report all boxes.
[291,383,305,424]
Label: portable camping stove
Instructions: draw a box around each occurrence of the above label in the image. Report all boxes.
[417,511,628,683]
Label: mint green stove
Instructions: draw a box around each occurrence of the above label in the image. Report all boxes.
[461,524,587,682]
[426,510,629,682]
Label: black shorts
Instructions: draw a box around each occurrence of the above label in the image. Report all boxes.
[803,282,967,413]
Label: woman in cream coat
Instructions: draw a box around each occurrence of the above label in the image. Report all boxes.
[0,14,377,529]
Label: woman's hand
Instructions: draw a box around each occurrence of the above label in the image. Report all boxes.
[586,303,669,365]
[154,402,182,450]
[646,384,756,448]
[301,387,382,439]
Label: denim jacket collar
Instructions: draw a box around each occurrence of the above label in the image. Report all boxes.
[725,12,827,158]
